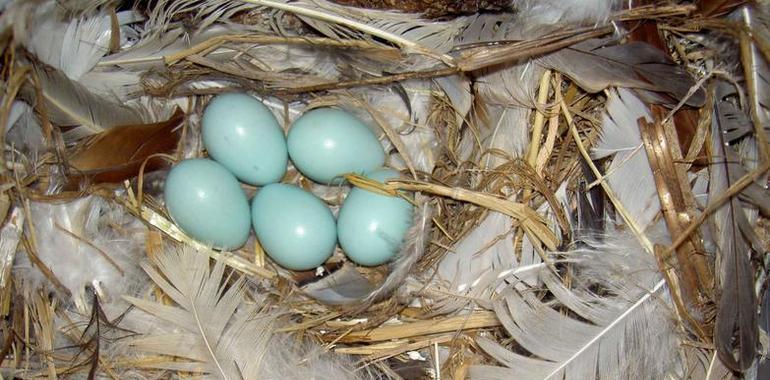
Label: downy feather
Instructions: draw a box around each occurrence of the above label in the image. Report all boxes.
[125,244,369,380]
[470,228,679,380]
[14,196,147,314]
[592,88,660,230]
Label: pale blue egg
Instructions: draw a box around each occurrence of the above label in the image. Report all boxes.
[287,108,385,184]
[337,168,414,266]
[202,93,287,185]
[251,183,337,270]
[164,159,251,250]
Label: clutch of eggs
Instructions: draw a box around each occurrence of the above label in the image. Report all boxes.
[163,95,413,269]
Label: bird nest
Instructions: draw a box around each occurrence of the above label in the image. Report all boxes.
[0,0,769,379]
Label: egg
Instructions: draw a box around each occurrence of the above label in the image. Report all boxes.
[287,108,385,184]
[251,183,337,270]
[337,168,414,266]
[164,159,251,250]
[202,92,287,186]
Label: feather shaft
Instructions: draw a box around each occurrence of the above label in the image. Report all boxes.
[238,0,453,64]
[740,8,770,161]
[544,279,666,379]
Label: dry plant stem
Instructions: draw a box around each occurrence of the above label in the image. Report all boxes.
[536,74,563,173]
[338,311,498,343]
[526,70,553,166]
[238,0,455,65]
[457,25,613,72]
[559,99,655,254]
[639,118,711,330]
[663,159,770,258]
[0,65,31,175]
[739,30,770,162]
[615,4,695,20]
[30,293,56,378]
[387,180,558,250]
[275,67,459,95]
[652,245,711,343]
[684,105,712,167]
[352,335,453,362]
[162,34,399,65]
[521,70,554,265]
[270,26,612,95]
[275,312,342,332]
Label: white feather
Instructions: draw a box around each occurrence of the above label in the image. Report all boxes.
[593,88,659,230]
[14,196,147,314]
[243,0,467,55]
[22,3,113,80]
[31,65,145,141]
[125,245,370,380]
[352,81,438,173]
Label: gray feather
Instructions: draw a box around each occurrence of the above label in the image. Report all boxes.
[471,229,679,380]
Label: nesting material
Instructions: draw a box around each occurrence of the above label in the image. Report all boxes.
[1,0,769,379]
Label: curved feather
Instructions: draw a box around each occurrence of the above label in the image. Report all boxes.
[28,65,143,142]
[592,88,660,230]
[540,39,706,106]
[471,230,679,380]
[711,82,760,372]
[125,245,368,380]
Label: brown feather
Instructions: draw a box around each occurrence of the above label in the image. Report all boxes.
[65,108,184,189]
